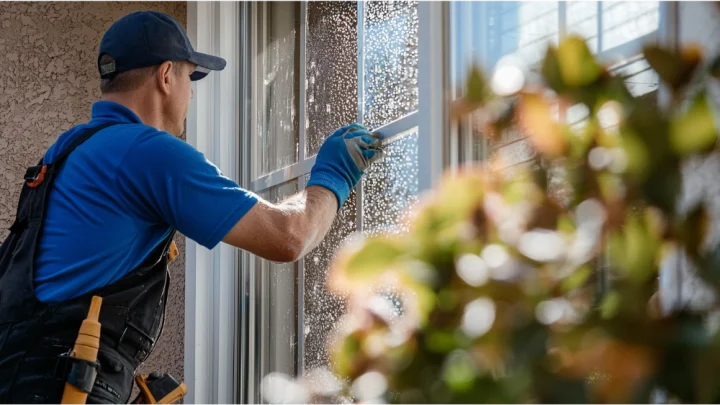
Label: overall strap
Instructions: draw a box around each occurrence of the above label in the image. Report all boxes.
[0,121,123,322]
[13,122,121,233]
[28,121,120,176]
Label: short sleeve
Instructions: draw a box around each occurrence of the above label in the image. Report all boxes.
[115,131,259,249]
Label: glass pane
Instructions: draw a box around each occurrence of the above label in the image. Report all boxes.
[489,2,560,69]
[256,2,300,177]
[363,1,419,129]
[567,1,599,53]
[303,178,357,378]
[362,129,419,237]
[613,58,659,98]
[450,1,661,167]
[601,2,659,51]
[495,138,536,170]
[306,1,358,158]
[259,180,299,380]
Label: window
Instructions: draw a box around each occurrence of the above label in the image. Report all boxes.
[237,1,669,402]
[243,2,421,402]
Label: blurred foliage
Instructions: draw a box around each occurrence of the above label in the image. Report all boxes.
[267,35,720,403]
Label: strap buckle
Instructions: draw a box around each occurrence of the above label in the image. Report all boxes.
[57,350,101,394]
[24,165,47,188]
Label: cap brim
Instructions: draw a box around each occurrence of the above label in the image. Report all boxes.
[188,52,226,81]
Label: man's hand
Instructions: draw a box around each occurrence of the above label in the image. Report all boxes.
[306,123,385,208]
[222,123,383,263]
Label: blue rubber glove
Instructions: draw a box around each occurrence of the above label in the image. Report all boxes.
[307,123,384,209]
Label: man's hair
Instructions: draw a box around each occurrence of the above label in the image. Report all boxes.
[99,54,186,95]
[99,54,160,94]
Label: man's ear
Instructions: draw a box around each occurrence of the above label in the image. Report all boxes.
[156,61,174,96]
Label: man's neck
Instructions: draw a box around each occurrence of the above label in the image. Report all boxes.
[101,93,165,132]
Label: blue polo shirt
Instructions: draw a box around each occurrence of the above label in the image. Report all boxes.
[34,101,259,303]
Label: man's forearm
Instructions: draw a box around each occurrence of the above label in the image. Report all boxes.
[280,185,338,259]
[222,186,339,262]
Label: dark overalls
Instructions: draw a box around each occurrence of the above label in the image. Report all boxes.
[0,123,176,403]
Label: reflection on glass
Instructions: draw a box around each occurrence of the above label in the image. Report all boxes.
[306,1,358,158]
[363,1,419,129]
[495,138,536,170]
[450,1,660,168]
[613,58,659,98]
[257,2,300,177]
[492,2,560,68]
[363,129,420,237]
[601,2,659,51]
[259,180,299,379]
[303,175,357,376]
[567,1,599,52]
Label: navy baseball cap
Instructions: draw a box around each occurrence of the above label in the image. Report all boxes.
[98,11,226,81]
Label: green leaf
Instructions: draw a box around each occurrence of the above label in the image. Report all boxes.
[643,45,701,89]
[541,45,565,93]
[670,91,718,156]
[710,53,720,79]
[427,330,458,353]
[466,66,490,104]
[330,334,361,378]
[600,290,621,319]
[442,350,478,392]
[608,213,660,283]
[642,168,681,215]
[557,35,603,87]
[682,203,709,258]
[415,285,438,326]
[625,101,671,162]
[562,266,592,292]
[343,237,405,281]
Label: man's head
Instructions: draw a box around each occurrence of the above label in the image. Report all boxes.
[97,11,225,136]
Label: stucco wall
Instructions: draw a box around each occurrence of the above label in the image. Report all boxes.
[0,0,187,393]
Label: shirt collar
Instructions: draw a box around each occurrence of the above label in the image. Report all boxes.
[90,100,143,125]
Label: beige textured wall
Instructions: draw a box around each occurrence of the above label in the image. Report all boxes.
[0,0,187,390]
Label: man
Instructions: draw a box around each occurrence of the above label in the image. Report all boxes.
[0,11,382,404]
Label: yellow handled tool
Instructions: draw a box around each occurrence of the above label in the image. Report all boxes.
[61,296,103,404]
[132,373,187,404]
